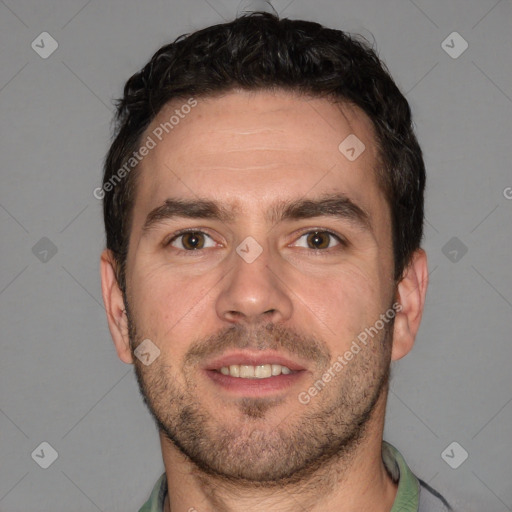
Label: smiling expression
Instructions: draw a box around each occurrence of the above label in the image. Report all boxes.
[116,89,398,481]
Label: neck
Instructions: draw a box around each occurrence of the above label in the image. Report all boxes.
[160,393,397,512]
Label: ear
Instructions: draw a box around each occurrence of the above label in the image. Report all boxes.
[391,249,429,361]
[100,249,133,364]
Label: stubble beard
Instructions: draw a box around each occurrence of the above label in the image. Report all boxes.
[128,309,393,485]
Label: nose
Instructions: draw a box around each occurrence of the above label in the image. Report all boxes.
[215,245,293,325]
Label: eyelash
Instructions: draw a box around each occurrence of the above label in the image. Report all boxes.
[163,228,347,255]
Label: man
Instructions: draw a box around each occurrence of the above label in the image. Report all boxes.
[99,12,452,512]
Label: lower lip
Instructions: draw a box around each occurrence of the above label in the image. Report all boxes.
[205,369,305,396]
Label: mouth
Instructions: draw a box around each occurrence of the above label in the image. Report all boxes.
[202,351,307,396]
[219,363,293,379]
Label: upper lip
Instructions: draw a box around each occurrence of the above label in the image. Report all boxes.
[203,350,307,372]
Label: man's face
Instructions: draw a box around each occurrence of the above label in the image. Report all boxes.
[124,90,396,481]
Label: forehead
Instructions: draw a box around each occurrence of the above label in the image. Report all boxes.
[132,89,385,228]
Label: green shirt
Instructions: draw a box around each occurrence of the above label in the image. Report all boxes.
[138,442,450,511]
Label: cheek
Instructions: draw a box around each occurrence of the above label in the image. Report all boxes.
[298,263,390,348]
[128,263,218,349]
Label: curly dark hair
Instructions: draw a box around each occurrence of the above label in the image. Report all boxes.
[102,12,425,294]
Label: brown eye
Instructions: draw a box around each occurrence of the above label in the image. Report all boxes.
[292,230,344,251]
[181,232,204,250]
[306,231,331,249]
[168,231,215,251]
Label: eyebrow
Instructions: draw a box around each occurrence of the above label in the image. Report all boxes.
[142,199,238,233]
[270,193,371,230]
[141,193,371,234]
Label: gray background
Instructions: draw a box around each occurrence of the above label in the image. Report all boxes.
[0,0,511,510]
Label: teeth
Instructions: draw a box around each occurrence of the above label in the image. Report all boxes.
[255,364,271,378]
[240,365,254,378]
[219,364,293,379]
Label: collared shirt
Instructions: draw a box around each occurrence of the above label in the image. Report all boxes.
[138,442,451,511]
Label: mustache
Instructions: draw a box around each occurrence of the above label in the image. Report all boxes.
[184,322,331,369]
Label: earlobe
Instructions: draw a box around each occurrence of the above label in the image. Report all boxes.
[391,249,429,361]
[100,249,134,364]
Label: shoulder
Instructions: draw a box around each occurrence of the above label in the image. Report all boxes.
[138,473,167,512]
[382,442,452,512]
[418,479,452,511]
